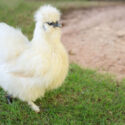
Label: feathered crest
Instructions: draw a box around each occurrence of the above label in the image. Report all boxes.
[34,5,61,22]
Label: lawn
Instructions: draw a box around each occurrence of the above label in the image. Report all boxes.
[0,0,125,125]
[0,64,125,125]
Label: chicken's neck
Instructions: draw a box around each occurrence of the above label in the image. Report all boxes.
[32,22,61,47]
[32,22,45,43]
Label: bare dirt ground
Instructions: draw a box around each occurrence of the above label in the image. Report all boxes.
[62,5,125,79]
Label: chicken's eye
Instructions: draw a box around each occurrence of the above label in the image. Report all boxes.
[46,21,61,28]
[47,22,54,26]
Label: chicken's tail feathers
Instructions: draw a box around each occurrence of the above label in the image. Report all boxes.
[0,23,29,62]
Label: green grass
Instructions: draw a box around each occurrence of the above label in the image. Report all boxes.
[0,64,125,125]
[0,0,125,125]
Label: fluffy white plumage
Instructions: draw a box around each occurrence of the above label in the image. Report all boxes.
[0,5,69,112]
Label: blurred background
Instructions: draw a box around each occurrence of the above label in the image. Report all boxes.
[1,0,125,76]
[0,0,125,78]
[1,0,125,78]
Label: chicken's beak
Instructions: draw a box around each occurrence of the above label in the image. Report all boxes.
[53,22,62,28]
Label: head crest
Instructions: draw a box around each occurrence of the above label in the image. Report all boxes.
[34,5,61,22]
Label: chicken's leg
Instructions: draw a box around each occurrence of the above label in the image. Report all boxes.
[28,101,40,112]
[6,95,13,104]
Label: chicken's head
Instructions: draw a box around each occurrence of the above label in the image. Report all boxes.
[35,5,61,31]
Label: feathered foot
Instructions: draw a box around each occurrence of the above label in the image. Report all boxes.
[28,101,40,113]
[6,95,13,104]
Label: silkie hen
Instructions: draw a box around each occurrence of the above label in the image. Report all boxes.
[0,5,69,112]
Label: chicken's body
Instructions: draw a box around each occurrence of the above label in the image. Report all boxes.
[0,5,69,112]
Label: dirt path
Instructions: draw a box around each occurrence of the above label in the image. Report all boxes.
[62,5,125,79]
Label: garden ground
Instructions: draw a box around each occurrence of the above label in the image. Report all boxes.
[62,4,125,80]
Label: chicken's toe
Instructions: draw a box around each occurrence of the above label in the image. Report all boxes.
[32,105,40,112]
[28,101,40,112]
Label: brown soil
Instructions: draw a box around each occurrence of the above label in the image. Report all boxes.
[62,5,125,79]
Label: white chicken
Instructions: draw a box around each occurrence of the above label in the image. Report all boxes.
[0,5,69,112]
